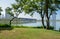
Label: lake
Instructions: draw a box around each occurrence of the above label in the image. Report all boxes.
[12,21,60,30]
[0,19,60,30]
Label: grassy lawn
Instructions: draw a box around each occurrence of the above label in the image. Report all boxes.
[0,28,60,39]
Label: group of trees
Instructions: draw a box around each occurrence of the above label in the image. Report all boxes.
[0,0,60,29]
[12,0,60,29]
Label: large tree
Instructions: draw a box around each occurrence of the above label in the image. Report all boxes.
[44,0,60,29]
[15,0,46,28]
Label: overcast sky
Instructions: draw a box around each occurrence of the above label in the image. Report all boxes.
[0,0,60,20]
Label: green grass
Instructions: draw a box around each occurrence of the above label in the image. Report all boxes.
[0,28,60,39]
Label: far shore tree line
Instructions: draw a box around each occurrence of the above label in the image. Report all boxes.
[0,0,60,29]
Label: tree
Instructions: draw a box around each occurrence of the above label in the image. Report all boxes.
[5,7,14,25]
[44,0,60,29]
[36,0,46,28]
[5,4,21,26]
[0,7,3,15]
[15,0,46,28]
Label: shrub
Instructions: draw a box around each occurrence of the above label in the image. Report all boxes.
[0,24,13,30]
[0,24,10,27]
[49,26,54,30]
[59,28,60,32]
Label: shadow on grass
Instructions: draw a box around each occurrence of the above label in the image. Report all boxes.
[32,26,54,30]
[32,26,46,29]
[0,24,13,33]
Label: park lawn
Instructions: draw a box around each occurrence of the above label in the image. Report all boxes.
[0,28,60,39]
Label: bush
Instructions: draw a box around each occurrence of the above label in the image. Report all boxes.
[59,28,60,32]
[12,25,29,28]
[0,24,13,29]
[33,26,54,30]
[0,24,11,27]
[49,26,54,30]
[32,26,45,29]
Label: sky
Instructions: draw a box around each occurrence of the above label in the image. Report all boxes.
[0,0,60,20]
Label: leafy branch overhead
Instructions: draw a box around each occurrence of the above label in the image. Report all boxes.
[5,7,14,16]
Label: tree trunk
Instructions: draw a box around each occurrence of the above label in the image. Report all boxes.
[9,17,15,26]
[46,17,50,29]
[41,17,45,28]
[10,20,11,26]
[40,2,45,28]
[45,0,50,29]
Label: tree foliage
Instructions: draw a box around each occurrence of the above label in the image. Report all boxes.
[5,0,60,29]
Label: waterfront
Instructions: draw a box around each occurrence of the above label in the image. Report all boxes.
[11,21,60,30]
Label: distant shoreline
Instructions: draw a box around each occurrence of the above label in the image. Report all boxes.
[37,20,60,21]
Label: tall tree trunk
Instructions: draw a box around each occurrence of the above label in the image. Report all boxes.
[40,13,45,28]
[41,17,45,28]
[40,1,45,28]
[46,17,50,29]
[45,0,50,29]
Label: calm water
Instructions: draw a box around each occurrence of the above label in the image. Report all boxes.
[0,19,60,30]
[12,21,60,30]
